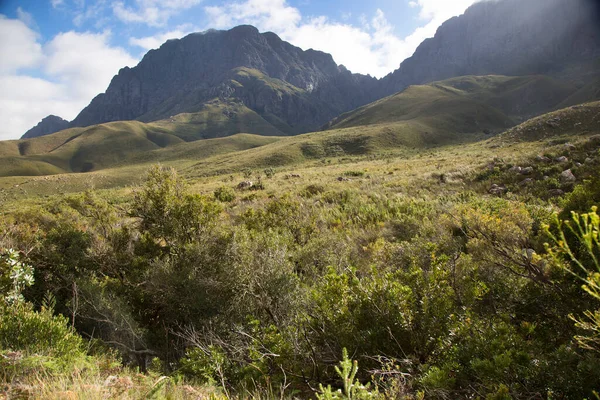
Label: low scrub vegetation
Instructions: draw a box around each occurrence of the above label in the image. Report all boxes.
[1,161,600,398]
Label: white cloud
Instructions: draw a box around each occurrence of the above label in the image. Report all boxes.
[206,0,301,33]
[0,17,138,140]
[129,24,196,50]
[0,16,43,73]
[203,0,480,78]
[45,30,138,99]
[51,0,65,8]
[113,0,203,27]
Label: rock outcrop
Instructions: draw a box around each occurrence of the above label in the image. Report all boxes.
[380,0,600,94]
[70,25,379,135]
[21,115,69,139]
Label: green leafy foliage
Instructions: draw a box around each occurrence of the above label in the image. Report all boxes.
[214,185,236,202]
[546,207,600,353]
[3,164,600,398]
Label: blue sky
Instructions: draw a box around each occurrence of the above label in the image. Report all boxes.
[0,0,480,139]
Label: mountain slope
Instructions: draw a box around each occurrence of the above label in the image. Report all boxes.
[69,26,379,135]
[327,75,577,131]
[498,101,600,142]
[0,74,587,178]
[0,114,282,177]
[180,75,586,176]
[22,0,600,140]
[381,0,600,94]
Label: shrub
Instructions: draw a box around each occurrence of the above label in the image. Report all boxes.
[242,168,253,179]
[545,206,600,352]
[249,180,265,191]
[264,167,275,179]
[1,248,34,304]
[0,301,85,364]
[214,186,236,203]
[317,348,381,399]
[0,249,85,370]
[301,184,326,198]
[343,170,365,177]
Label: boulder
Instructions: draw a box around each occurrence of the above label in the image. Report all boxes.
[560,169,576,183]
[519,178,534,186]
[520,167,534,175]
[555,156,568,163]
[237,181,253,189]
[489,184,508,195]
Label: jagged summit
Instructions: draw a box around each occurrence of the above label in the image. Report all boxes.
[69,25,380,135]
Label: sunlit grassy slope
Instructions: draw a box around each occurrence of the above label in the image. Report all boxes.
[0,109,283,177]
[0,74,592,180]
[497,100,600,142]
[2,99,598,208]
[326,75,577,130]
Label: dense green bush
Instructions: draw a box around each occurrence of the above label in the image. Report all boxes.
[0,250,86,372]
[214,185,236,202]
[3,165,600,398]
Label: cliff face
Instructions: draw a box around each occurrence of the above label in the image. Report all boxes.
[381,0,600,94]
[70,25,379,134]
[21,115,70,139]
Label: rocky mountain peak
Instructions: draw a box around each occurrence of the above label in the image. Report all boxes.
[70,25,379,133]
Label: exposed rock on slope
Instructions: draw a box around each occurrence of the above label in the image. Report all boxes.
[381,0,600,94]
[70,25,379,135]
[21,115,69,139]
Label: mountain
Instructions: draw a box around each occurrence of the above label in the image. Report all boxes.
[0,111,284,176]
[21,115,70,139]
[0,74,581,178]
[69,25,379,137]
[381,0,600,93]
[21,0,600,140]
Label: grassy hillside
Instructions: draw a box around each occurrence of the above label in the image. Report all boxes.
[148,98,288,140]
[0,113,283,177]
[327,75,577,131]
[498,101,600,142]
[0,74,592,179]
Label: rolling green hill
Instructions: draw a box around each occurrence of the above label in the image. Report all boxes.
[0,74,594,179]
[498,101,600,142]
[326,75,577,131]
[0,116,282,177]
